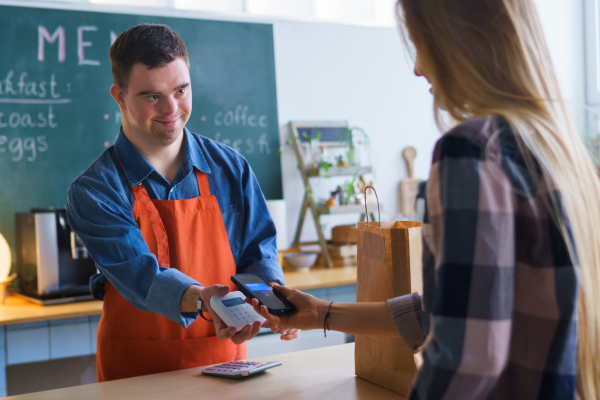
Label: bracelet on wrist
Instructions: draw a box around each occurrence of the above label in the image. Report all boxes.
[197,288,213,322]
[324,301,334,338]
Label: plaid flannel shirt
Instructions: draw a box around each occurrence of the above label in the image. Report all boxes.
[388,117,579,400]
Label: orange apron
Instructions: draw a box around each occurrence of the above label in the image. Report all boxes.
[96,158,245,382]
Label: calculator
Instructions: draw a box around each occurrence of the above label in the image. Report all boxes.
[209,291,266,331]
[201,360,283,379]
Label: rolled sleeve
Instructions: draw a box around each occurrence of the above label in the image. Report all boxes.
[146,268,202,328]
[67,180,202,329]
[387,293,425,352]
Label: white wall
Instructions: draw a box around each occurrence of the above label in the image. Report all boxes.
[534,0,586,131]
[274,0,586,246]
[274,22,439,244]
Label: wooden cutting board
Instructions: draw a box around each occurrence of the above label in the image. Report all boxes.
[400,147,423,217]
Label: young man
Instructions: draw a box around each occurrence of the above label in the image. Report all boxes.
[67,24,297,382]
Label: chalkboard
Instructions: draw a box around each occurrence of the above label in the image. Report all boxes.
[0,5,282,271]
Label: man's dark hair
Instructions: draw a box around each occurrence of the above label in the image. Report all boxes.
[109,24,189,91]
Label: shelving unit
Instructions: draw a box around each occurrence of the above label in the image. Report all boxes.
[306,165,372,177]
[288,121,378,268]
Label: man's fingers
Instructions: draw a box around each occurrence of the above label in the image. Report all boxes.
[205,284,230,297]
[230,324,254,345]
[216,326,237,340]
[249,321,261,338]
[200,285,230,307]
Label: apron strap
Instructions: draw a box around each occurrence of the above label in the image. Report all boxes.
[113,150,171,268]
[195,169,211,196]
[130,185,171,268]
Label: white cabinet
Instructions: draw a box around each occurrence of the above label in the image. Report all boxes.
[49,317,92,359]
[90,315,100,354]
[6,322,50,365]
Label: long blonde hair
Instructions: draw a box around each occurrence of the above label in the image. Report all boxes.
[397,0,600,398]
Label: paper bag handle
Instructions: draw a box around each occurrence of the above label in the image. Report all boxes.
[364,186,381,226]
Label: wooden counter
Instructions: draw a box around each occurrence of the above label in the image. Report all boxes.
[0,297,102,326]
[283,265,357,290]
[2,343,404,400]
[0,267,357,326]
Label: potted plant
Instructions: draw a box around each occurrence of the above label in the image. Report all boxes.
[341,127,370,167]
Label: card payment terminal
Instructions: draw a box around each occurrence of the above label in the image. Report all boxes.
[209,291,265,332]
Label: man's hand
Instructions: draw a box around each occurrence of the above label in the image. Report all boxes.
[181,284,278,345]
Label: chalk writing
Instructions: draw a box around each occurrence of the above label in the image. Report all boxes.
[0,135,48,162]
[38,26,65,63]
[259,133,271,154]
[38,25,103,66]
[214,105,268,127]
[211,105,272,155]
[214,132,273,155]
[78,26,100,66]
[0,70,64,99]
[0,99,70,104]
[0,106,57,128]
[0,70,68,133]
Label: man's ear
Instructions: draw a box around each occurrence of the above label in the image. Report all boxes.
[110,84,126,109]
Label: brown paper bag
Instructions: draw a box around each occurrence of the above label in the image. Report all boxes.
[355,219,423,396]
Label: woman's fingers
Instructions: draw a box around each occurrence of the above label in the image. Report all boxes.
[261,320,278,330]
[280,328,301,341]
[249,298,283,325]
[271,283,293,297]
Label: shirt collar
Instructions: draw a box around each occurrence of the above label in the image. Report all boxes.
[114,127,211,187]
[182,127,211,175]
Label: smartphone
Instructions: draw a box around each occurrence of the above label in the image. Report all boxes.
[231,273,296,314]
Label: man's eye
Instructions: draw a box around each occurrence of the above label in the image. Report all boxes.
[148,95,158,101]
[178,88,186,94]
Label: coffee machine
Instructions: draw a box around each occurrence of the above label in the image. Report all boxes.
[15,208,97,303]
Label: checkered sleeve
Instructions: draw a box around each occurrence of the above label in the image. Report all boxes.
[388,293,425,352]
[409,131,516,400]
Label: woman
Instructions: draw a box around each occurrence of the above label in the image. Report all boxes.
[252,1,600,399]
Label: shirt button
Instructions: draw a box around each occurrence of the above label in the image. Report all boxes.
[169,188,174,193]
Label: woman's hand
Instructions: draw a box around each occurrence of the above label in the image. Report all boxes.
[247,284,328,331]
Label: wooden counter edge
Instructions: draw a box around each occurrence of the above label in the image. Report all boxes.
[0,298,103,326]
[0,266,357,326]
[1,343,407,400]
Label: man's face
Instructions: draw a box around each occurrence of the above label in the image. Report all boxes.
[112,57,192,147]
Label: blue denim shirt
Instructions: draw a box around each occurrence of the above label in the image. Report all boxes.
[66,127,284,328]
